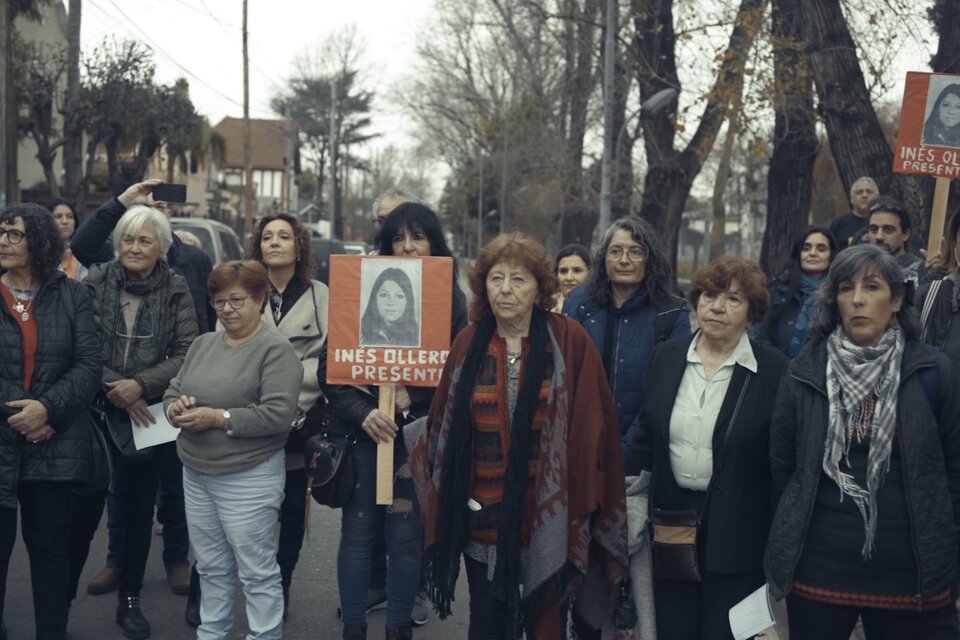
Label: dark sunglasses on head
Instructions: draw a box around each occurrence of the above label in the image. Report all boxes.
[868,200,907,217]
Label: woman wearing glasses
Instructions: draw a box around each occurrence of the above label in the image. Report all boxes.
[246,213,328,620]
[563,217,690,469]
[165,260,301,640]
[0,204,102,640]
[81,205,198,639]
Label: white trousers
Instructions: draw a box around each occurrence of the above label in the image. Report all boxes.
[184,450,285,640]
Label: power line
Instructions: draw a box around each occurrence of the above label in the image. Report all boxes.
[88,0,244,108]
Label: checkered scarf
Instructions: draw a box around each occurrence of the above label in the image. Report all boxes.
[824,326,903,559]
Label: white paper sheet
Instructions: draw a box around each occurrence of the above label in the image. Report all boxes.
[131,403,180,450]
[729,583,776,640]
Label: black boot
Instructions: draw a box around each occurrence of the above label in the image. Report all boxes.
[184,564,201,628]
[116,592,151,640]
[386,624,413,640]
[343,623,367,640]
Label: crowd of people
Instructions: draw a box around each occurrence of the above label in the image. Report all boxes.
[0,175,959,640]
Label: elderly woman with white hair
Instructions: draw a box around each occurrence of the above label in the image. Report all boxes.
[79,205,198,640]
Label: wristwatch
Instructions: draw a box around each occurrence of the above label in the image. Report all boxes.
[222,410,233,435]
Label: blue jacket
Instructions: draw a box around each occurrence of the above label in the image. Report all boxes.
[563,285,690,466]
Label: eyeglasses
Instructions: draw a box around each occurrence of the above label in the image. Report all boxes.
[115,301,156,340]
[212,295,251,310]
[606,245,647,261]
[0,229,25,245]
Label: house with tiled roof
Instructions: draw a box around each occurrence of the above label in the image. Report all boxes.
[213,117,299,206]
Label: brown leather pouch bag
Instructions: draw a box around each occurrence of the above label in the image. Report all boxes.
[652,508,702,582]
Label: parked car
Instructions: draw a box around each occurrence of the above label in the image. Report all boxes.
[311,237,346,285]
[342,242,368,255]
[170,218,245,266]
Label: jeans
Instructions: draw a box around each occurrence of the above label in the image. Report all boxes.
[0,483,75,640]
[787,593,960,640]
[277,467,307,588]
[106,442,188,569]
[184,450,285,640]
[338,438,422,629]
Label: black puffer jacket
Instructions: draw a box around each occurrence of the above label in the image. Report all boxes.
[0,272,103,508]
[764,338,960,602]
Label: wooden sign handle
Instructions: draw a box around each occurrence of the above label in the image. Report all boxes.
[928,176,952,256]
[376,384,396,505]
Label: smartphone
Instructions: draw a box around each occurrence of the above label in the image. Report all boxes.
[151,183,187,203]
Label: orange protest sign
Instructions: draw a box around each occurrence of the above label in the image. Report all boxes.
[326,255,453,386]
[894,71,960,178]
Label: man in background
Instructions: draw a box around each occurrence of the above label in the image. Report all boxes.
[829,176,879,248]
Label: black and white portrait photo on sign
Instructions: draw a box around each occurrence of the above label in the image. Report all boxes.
[922,75,960,148]
[359,259,422,347]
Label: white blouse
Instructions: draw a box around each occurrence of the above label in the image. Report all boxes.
[668,331,757,491]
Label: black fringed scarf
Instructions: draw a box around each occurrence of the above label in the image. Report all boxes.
[425,307,552,639]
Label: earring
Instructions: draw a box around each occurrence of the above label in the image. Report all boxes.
[296,255,301,262]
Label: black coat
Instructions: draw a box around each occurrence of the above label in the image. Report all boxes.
[752,278,801,357]
[70,197,214,333]
[0,272,103,508]
[763,338,960,602]
[626,334,788,574]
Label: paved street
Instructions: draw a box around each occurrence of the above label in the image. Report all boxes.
[4,505,470,640]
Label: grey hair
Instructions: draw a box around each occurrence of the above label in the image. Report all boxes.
[809,243,919,340]
[584,216,673,307]
[371,188,426,219]
[849,176,878,197]
[113,205,173,258]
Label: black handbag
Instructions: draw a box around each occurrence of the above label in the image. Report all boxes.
[304,433,356,508]
[650,375,751,582]
[98,398,152,460]
[75,405,113,495]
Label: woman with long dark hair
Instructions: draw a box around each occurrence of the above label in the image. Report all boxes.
[321,201,468,638]
[45,198,87,281]
[754,226,837,358]
[360,268,419,347]
[922,83,960,148]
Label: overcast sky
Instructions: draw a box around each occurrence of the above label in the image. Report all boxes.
[79,0,434,149]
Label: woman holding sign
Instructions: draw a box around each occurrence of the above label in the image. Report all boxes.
[321,201,467,640]
[83,205,198,639]
[407,232,627,639]
[765,245,960,639]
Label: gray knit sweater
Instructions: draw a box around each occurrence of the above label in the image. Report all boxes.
[164,325,302,475]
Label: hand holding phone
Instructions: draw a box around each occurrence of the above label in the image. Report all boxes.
[151,183,187,203]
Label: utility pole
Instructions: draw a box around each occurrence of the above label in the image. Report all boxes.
[0,0,14,206]
[329,78,339,239]
[499,117,507,234]
[597,0,617,241]
[242,0,254,235]
[282,111,293,211]
[477,156,484,256]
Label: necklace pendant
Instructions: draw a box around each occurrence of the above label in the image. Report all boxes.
[14,302,25,314]
[21,311,29,322]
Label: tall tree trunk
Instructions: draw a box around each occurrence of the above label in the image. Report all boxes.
[761,0,817,276]
[709,112,738,262]
[559,0,600,245]
[632,0,765,283]
[106,138,122,195]
[802,0,924,229]
[610,46,633,221]
[63,0,82,197]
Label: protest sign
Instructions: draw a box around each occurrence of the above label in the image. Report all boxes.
[326,255,454,386]
[893,71,960,252]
